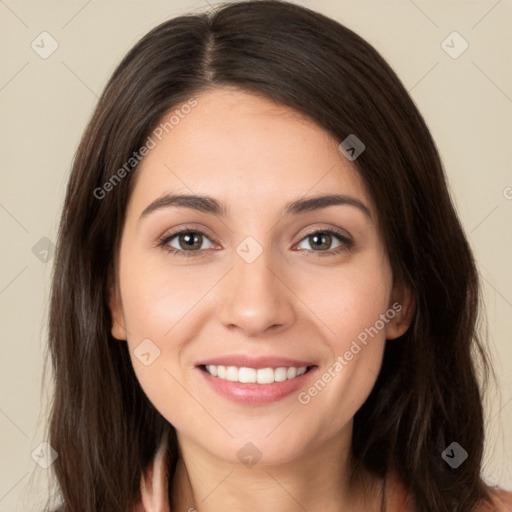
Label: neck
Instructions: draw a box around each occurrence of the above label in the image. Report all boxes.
[170,426,384,512]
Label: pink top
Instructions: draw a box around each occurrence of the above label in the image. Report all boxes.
[135,431,512,511]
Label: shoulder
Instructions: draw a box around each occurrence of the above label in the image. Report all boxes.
[477,487,512,511]
[386,472,512,512]
[385,471,416,511]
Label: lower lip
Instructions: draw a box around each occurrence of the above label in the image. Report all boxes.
[197,366,317,405]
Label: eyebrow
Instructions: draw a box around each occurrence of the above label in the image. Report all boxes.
[139,193,372,220]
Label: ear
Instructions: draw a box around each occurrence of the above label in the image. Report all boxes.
[386,278,415,340]
[108,279,128,340]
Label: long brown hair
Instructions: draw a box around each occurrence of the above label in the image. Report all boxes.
[41,1,495,510]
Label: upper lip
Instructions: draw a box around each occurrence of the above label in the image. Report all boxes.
[195,354,316,369]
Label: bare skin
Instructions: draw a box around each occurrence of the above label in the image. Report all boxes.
[109,86,414,511]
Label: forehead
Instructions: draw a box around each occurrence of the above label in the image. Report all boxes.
[127,87,372,217]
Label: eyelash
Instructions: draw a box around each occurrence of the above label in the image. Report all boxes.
[157,225,353,259]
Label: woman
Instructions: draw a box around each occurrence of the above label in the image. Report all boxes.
[43,1,512,511]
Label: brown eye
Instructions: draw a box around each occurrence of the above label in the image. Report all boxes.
[306,232,336,251]
[158,227,352,258]
[159,229,214,257]
[175,231,205,251]
[296,229,351,254]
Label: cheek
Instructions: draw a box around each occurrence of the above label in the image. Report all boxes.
[116,253,192,380]
[292,263,392,416]
[119,252,210,338]
[293,260,393,349]
[117,251,231,416]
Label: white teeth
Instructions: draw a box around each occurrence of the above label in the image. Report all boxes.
[274,367,288,382]
[297,367,307,376]
[257,368,274,384]
[204,364,309,384]
[238,367,256,383]
[225,366,238,381]
[287,367,297,379]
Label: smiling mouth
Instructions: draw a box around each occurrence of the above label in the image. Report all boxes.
[199,364,316,384]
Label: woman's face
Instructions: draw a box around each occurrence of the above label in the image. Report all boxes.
[110,86,412,466]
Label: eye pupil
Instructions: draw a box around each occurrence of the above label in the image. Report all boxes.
[181,232,201,249]
[310,233,331,250]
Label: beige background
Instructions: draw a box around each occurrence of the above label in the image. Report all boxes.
[1,0,511,510]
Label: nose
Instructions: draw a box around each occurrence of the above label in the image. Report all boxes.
[216,245,295,338]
